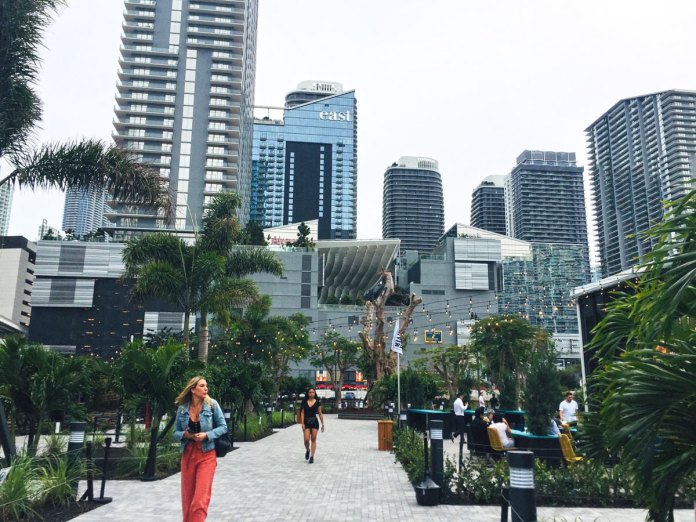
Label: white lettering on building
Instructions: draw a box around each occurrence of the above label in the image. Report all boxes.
[319,111,352,121]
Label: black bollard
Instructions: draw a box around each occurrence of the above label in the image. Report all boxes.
[243,414,248,442]
[93,437,113,504]
[281,408,284,429]
[507,451,536,522]
[114,407,123,444]
[67,421,86,494]
[79,441,94,502]
[500,486,510,522]
[415,430,440,505]
[429,419,444,489]
[459,429,465,472]
[230,416,236,449]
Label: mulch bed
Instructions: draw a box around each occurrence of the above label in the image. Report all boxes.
[26,501,100,521]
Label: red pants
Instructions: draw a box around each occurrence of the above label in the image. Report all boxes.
[181,442,217,522]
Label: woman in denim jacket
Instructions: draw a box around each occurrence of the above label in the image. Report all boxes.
[173,376,227,522]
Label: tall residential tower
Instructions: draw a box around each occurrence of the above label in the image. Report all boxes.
[108,0,259,239]
[250,81,357,239]
[62,188,106,237]
[382,156,444,253]
[471,175,506,236]
[0,182,12,236]
[586,90,696,276]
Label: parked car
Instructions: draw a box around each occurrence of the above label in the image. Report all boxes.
[344,392,356,400]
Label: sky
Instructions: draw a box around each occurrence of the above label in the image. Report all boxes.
[8,0,696,254]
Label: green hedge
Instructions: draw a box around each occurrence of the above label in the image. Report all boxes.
[393,427,424,484]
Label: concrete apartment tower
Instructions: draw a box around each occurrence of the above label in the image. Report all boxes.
[471,175,507,236]
[0,182,12,236]
[382,156,444,253]
[586,90,696,277]
[251,81,358,239]
[108,0,259,240]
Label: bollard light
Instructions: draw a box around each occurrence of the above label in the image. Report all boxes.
[223,408,232,421]
[507,451,537,522]
[399,412,407,429]
[67,421,87,493]
[428,419,444,489]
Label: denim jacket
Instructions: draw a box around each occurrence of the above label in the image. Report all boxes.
[173,398,227,454]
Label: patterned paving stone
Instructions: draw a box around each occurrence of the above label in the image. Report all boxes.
[71,415,694,521]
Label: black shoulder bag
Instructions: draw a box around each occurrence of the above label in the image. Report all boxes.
[214,411,232,458]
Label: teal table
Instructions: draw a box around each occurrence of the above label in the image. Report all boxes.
[406,408,475,437]
[497,409,526,431]
[510,429,562,466]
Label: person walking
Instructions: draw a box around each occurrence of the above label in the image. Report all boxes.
[173,376,227,522]
[298,387,324,463]
[452,391,468,441]
[559,391,579,426]
[478,390,486,409]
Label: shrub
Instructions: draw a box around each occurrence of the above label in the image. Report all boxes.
[42,433,67,458]
[0,455,39,521]
[393,427,425,484]
[37,454,84,509]
[523,349,562,435]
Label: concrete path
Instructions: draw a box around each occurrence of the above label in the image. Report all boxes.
[72,415,694,521]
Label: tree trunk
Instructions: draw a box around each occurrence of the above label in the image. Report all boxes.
[198,311,209,363]
[143,411,161,481]
[183,312,191,349]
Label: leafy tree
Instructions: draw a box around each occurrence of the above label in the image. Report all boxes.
[369,368,440,410]
[0,337,89,454]
[241,221,267,246]
[0,1,170,217]
[469,315,537,408]
[289,222,315,249]
[115,340,190,479]
[220,296,311,401]
[310,331,362,408]
[414,343,473,402]
[122,192,283,362]
[586,188,696,522]
[522,346,562,435]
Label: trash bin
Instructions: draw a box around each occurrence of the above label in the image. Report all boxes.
[377,420,393,451]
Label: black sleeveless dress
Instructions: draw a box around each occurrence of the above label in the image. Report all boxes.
[302,400,321,429]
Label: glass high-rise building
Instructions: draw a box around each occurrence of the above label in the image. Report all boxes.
[107,0,259,240]
[471,175,506,235]
[382,156,444,254]
[586,90,696,277]
[62,188,106,237]
[250,81,357,239]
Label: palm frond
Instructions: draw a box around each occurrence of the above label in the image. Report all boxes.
[227,247,284,278]
[6,140,173,221]
[122,233,188,277]
[0,0,64,157]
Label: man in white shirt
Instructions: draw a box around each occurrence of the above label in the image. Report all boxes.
[452,392,468,441]
[478,390,486,409]
[559,391,579,426]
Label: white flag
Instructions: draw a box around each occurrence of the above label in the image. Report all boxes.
[390,319,402,354]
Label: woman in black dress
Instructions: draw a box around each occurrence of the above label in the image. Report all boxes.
[298,387,324,463]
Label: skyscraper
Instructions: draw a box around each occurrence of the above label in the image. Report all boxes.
[382,156,444,253]
[586,90,696,276]
[471,175,506,235]
[0,182,12,236]
[107,0,259,240]
[62,187,106,237]
[250,81,357,239]
[506,150,588,247]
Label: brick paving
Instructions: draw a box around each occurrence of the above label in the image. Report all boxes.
[72,415,694,521]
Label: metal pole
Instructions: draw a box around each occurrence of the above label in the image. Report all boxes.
[397,352,401,419]
[93,437,113,504]
[429,419,444,488]
[78,441,94,502]
[0,401,16,466]
[507,451,536,522]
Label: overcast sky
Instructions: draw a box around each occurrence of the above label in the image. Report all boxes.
[8,0,696,254]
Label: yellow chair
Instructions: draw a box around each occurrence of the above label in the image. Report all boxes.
[487,426,507,453]
[559,434,583,464]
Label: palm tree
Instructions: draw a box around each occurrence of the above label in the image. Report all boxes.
[0,1,171,216]
[0,337,89,455]
[588,188,696,522]
[115,341,189,480]
[123,193,283,362]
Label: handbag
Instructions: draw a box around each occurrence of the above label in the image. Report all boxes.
[214,431,232,458]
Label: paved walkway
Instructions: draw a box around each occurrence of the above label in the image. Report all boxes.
[72,415,694,521]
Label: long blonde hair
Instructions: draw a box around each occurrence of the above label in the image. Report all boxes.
[175,375,213,406]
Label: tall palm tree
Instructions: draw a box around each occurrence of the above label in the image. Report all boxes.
[588,188,696,522]
[0,1,171,217]
[123,193,283,362]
